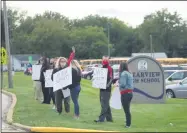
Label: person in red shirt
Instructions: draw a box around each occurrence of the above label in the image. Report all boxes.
[94,56,114,123]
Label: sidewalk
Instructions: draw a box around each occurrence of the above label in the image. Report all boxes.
[2,92,26,132]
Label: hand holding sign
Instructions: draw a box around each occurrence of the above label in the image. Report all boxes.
[114,80,119,88]
[72,46,75,53]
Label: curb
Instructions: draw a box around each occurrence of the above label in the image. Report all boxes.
[2,90,31,132]
[2,90,117,132]
[31,127,115,132]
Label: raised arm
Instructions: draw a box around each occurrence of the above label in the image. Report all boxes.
[67,46,75,66]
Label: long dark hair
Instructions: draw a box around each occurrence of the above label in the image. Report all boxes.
[119,62,129,73]
[42,57,50,68]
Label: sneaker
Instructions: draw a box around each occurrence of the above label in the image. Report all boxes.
[52,105,56,110]
[94,120,104,123]
[107,119,113,122]
[58,112,62,115]
[74,116,79,120]
[125,125,131,128]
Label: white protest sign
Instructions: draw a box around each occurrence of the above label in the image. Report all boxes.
[110,87,122,109]
[92,67,108,89]
[53,67,72,92]
[44,69,53,87]
[32,65,42,80]
[62,88,70,98]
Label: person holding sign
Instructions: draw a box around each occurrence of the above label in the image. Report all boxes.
[118,62,133,128]
[94,56,114,123]
[33,59,43,102]
[49,57,59,108]
[46,59,56,109]
[49,58,58,109]
[68,60,82,119]
[40,56,50,104]
[51,47,75,115]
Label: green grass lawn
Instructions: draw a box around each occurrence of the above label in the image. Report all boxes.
[2,72,187,132]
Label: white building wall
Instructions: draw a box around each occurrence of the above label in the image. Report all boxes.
[2,56,22,71]
[2,56,38,71]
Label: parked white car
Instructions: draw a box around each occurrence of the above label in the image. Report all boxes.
[166,77,187,98]
[165,70,187,85]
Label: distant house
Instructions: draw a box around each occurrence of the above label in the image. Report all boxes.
[131,52,168,58]
[3,54,41,71]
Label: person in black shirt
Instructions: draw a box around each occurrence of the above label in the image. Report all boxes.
[48,58,56,109]
[68,60,82,119]
[40,56,50,104]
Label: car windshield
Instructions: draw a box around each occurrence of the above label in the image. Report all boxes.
[182,78,187,84]
[164,71,175,79]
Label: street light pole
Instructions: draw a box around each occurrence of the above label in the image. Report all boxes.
[3,1,13,88]
[107,23,110,57]
[150,34,153,58]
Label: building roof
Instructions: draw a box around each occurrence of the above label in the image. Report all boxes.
[131,52,167,58]
[12,54,41,61]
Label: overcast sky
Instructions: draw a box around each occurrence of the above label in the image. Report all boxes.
[6,1,187,28]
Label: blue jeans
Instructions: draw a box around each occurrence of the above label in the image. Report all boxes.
[70,85,81,116]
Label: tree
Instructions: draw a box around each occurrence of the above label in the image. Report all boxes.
[69,26,108,59]
[138,8,187,57]
[29,18,70,57]
[5,8,187,59]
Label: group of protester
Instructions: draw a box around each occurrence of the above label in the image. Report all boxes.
[33,46,134,128]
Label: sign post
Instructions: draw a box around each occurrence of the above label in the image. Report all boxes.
[3,1,13,88]
[127,55,165,104]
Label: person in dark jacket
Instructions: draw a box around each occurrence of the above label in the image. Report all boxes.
[51,47,75,115]
[47,58,56,109]
[94,56,113,123]
[40,56,50,104]
[68,60,82,119]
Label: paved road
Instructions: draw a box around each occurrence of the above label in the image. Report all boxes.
[1,92,26,132]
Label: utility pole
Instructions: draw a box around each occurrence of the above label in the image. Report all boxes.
[3,1,13,88]
[107,22,110,57]
[150,34,153,58]
[0,0,2,128]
